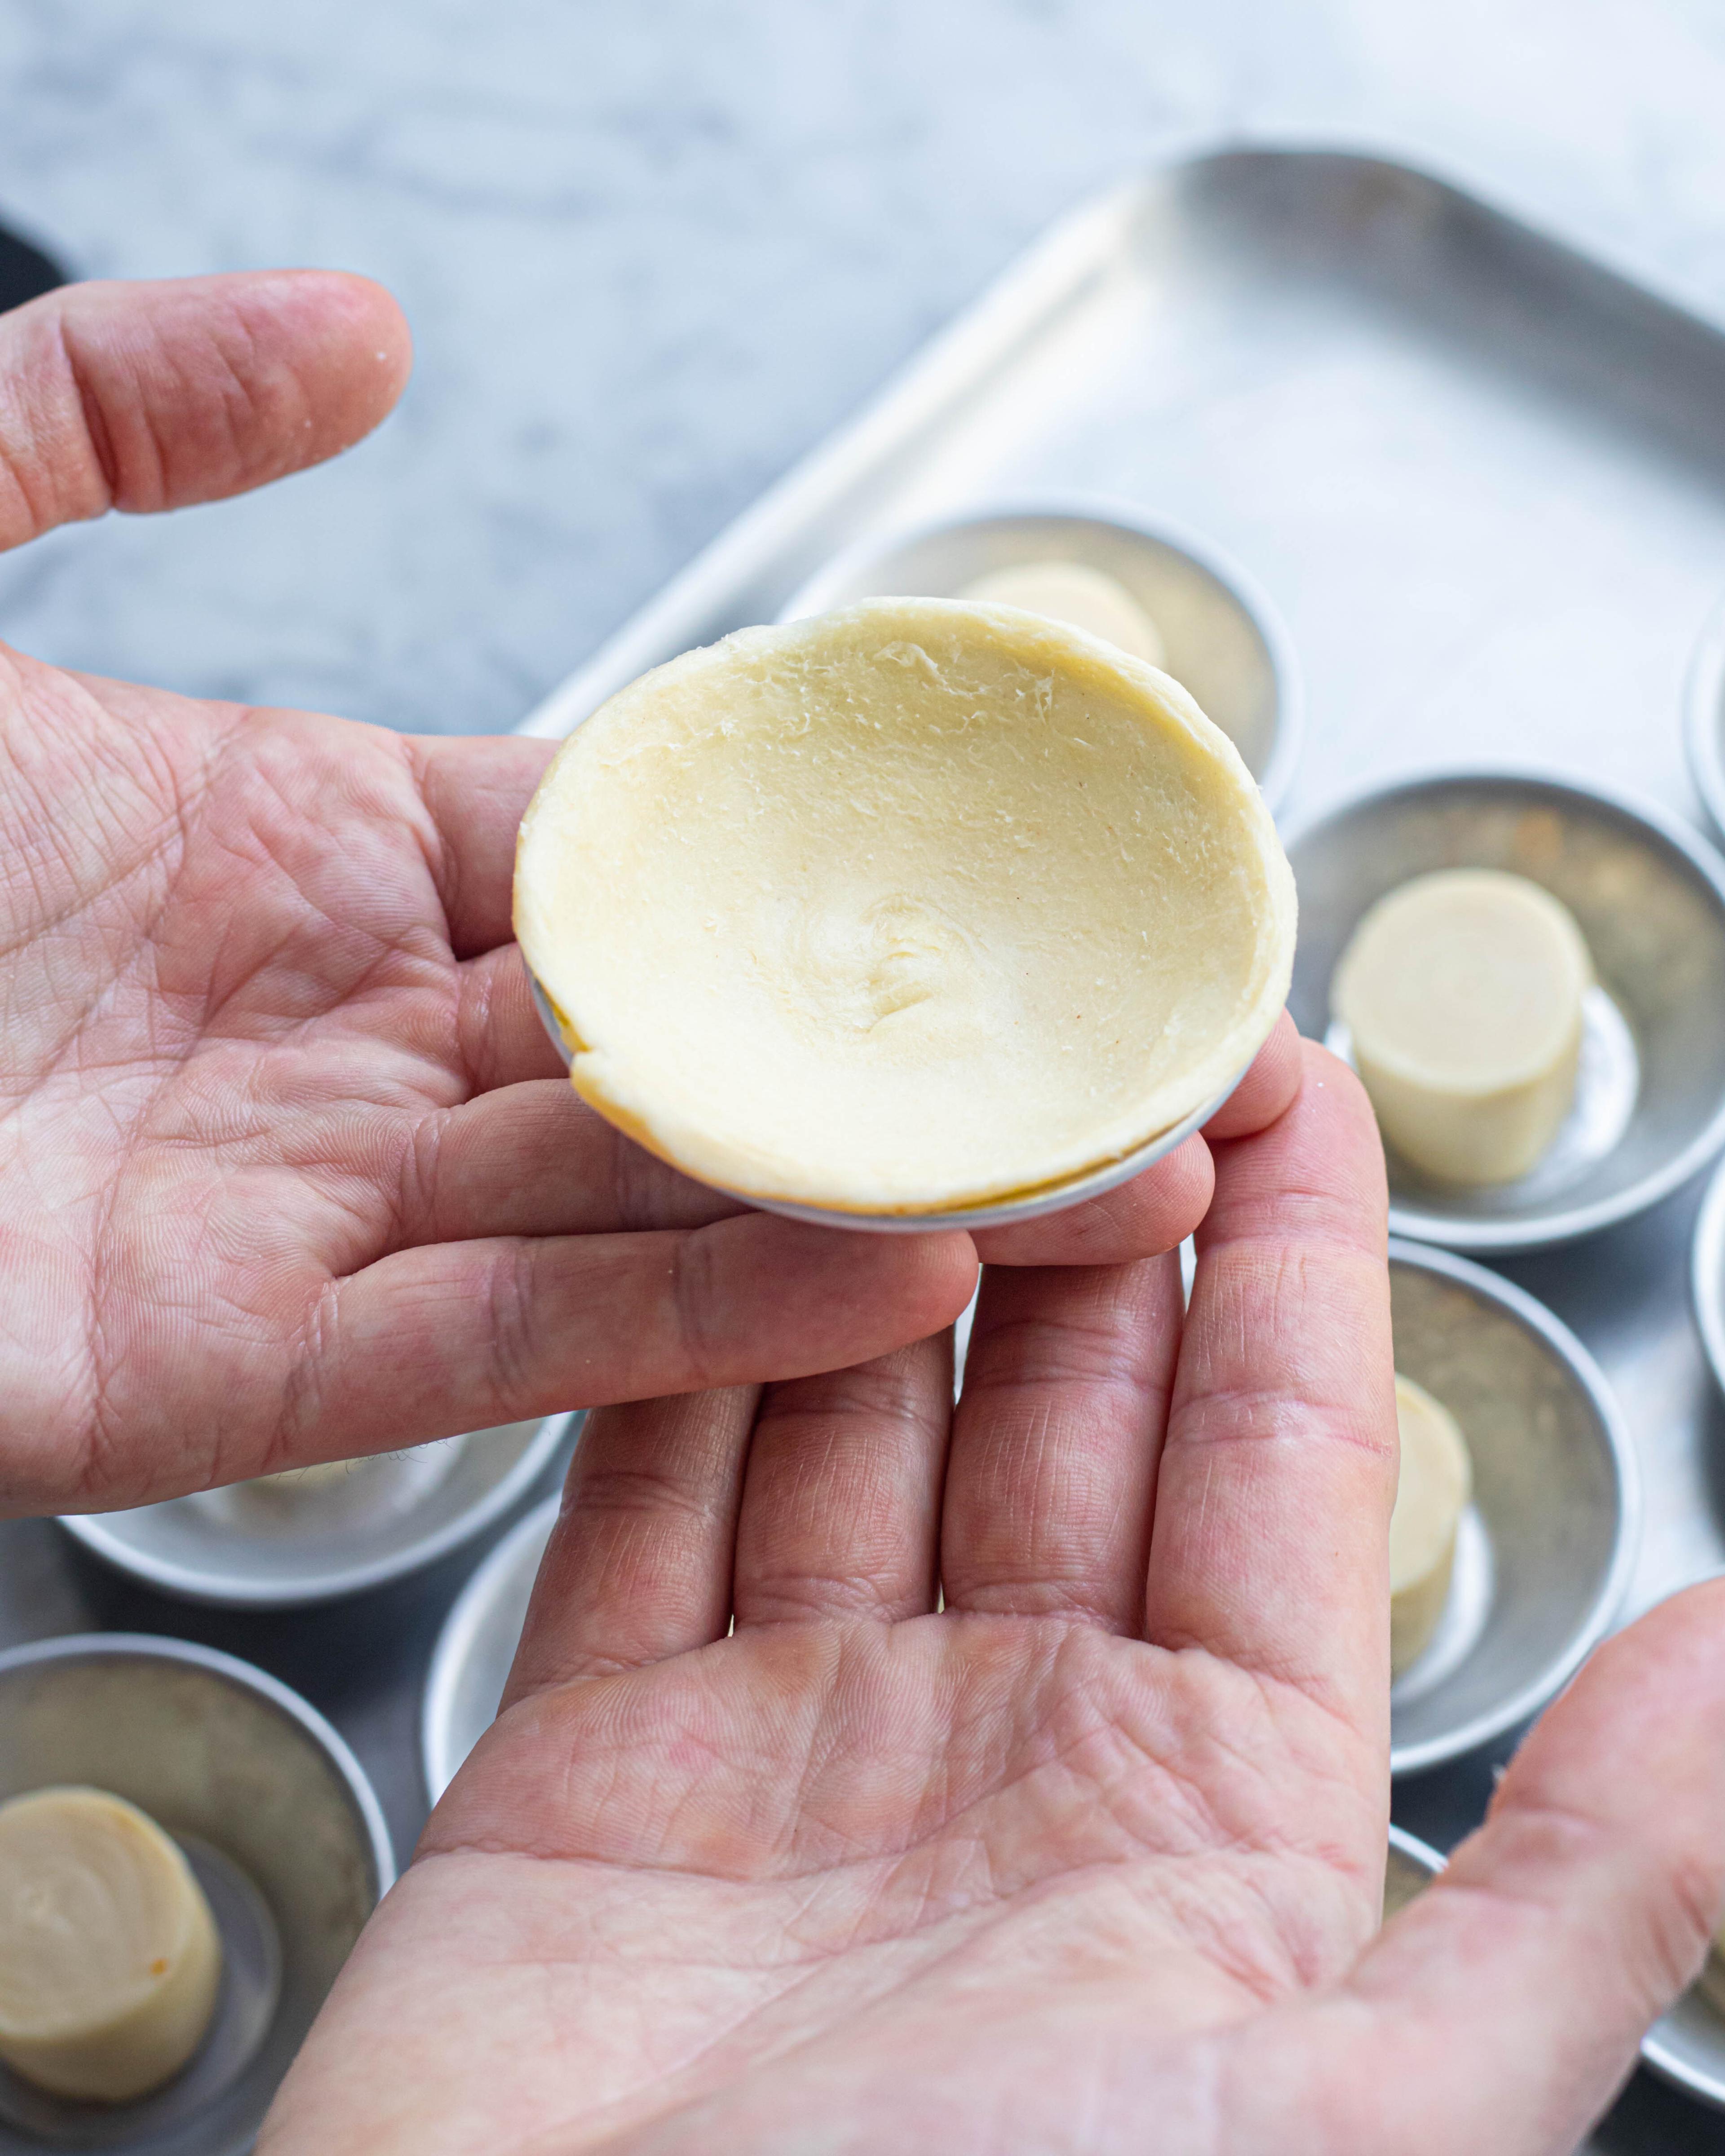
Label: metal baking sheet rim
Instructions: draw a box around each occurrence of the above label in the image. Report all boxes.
[514,133,1725,758]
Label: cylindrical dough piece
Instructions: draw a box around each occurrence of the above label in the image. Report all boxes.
[0,1787,222,2103]
[514,599,1296,1214]
[955,562,1166,667]
[1390,1374,1473,1676]
[1333,869,1592,1185]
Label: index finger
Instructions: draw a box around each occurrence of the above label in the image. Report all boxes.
[1144,1041,1396,1722]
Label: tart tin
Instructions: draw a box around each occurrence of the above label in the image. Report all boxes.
[0,1634,391,2156]
[1642,1831,1725,2109]
[1693,1153,1725,1411]
[1387,1242,1637,1778]
[59,1415,574,1609]
[1384,1824,1444,1920]
[1686,595,1725,845]
[422,1495,559,1803]
[776,499,1304,812]
[1286,770,1725,1252]
[527,970,1243,1235]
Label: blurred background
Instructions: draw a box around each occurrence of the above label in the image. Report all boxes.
[1,0,1723,738]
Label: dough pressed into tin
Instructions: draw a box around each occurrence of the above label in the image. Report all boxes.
[514,598,1296,1214]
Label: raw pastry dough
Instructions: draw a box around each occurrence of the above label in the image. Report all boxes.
[0,1787,222,2103]
[1334,870,1592,1184]
[514,599,1296,1213]
[1390,1374,1473,1676]
[955,562,1165,666]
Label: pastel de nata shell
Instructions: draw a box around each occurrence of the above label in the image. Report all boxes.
[514,598,1296,1215]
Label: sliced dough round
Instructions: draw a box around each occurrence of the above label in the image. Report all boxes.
[1390,1374,1473,1676]
[0,1787,222,2103]
[955,562,1165,666]
[1334,869,1592,1186]
[515,598,1296,1214]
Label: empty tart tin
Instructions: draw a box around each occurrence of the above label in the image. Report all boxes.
[777,498,1304,813]
[58,1415,575,1609]
[421,1494,558,1804]
[1642,1810,1725,2108]
[1693,1153,1725,1410]
[1384,1824,1444,1918]
[1286,769,1725,1252]
[0,1633,392,2156]
[1685,593,1725,844]
[1386,1242,1637,1777]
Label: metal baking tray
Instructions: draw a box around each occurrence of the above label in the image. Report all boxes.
[9,141,1725,2149]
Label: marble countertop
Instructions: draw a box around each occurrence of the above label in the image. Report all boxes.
[3,0,1725,737]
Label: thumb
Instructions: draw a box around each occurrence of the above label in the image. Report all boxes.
[0,270,411,550]
[1275,1582,1725,2155]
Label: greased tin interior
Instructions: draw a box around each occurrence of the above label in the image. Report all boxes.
[58,1416,574,1609]
[1685,595,1725,844]
[1384,1823,1444,1919]
[422,1495,559,1804]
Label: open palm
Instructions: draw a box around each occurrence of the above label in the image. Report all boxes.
[1,272,1244,1517]
[265,1052,1725,2156]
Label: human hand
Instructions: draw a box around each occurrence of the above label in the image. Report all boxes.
[265,1045,1725,2155]
[0,272,1282,1515]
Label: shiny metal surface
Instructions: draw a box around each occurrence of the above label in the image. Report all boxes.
[1696,1159,1725,1411]
[777,500,1304,809]
[1286,773,1725,1252]
[1688,597,1725,843]
[1387,1244,1637,1775]
[1645,1949,1725,2112]
[1384,1823,1443,1919]
[0,1635,391,2156]
[421,1496,558,1803]
[526,969,1244,1235]
[58,1417,574,1610]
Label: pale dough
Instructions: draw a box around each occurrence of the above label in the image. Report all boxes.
[1390,1374,1473,1677]
[514,598,1296,1214]
[1334,869,1592,1185]
[955,562,1166,667]
[0,1787,221,2103]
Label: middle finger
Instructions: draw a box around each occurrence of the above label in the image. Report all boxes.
[731,1332,954,1627]
[941,1252,1183,1631]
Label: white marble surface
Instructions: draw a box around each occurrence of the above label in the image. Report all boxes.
[3,0,1725,734]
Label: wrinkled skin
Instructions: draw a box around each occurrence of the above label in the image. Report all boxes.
[0,273,1241,1518]
[265,1054,1725,2156]
[4,275,1723,2156]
